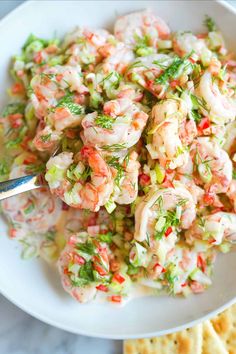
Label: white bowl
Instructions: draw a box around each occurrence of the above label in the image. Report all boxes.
[1,0,236,339]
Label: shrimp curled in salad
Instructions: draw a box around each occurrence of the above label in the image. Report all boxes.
[185,212,236,246]
[196,70,236,124]
[135,183,196,240]
[81,98,148,149]
[114,9,170,46]
[148,99,189,169]
[57,233,111,303]
[191,137,232,193]
[45,147,114,212]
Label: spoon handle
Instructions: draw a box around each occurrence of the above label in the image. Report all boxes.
[0,175,43,201]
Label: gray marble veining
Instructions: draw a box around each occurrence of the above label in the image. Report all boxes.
[0,296,122,354]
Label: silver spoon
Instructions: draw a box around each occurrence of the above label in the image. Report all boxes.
[0,146,60,201]
[0,173,46,201]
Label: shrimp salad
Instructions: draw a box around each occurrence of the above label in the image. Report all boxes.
[1,10,236,305]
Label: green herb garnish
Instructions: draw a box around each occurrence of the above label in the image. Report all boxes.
[155,55,191,85]
[108,157,124,186]
[0,160,10,176]
[127,264,140,275]
[101,71,121,90]
[25,163,45,174]
[2,102,25,117]
[5,126,27,149]
[154,208,181,240]
[190,93,209,113]
[22,34,48,50]
[76,241,95,255]
[204,15,217,32]
[55,94,84,115]
[79,261,94,282]
[101,143,127,152]
[98,232,113,243]
[232,170,236,179]
[95,114,115,130]
[191,109,202,123]
[24,202,35,215]
[41,133,51,142]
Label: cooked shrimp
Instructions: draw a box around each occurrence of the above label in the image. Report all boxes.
[30,65,87,119]
[186,212,236,246]
[81,98,148,149]
[226,180,236,212]
[57,233,110,303]
[3,156,62,238]
[134,183,196,243]
[192,137,232,193]
[173,32,212,63]
[47,104,85,132]
[45,147,114,211]
[114,10,170,46]
[166,246,212,294]
[33,125,62,152]
[126,54,173,96]
[101,42,135,75]
[149,99,189,169]
[63,27,112,66]
[113,151,140,205]
[2,189,61,240]
[224,121,236,158]
[196,70,236,124]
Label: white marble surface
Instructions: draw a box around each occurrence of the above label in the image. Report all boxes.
[0,295,122,354]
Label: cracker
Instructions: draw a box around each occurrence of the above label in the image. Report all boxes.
[211,304,236,354]
[202,320,228,354]
[123,324,202,354]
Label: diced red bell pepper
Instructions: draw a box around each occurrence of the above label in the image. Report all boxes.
[139,173,151,187]
[110,295,122,303]
[181,282,188,287]
[165,226,173,237]
[62,202,70,211]
[63,267,70,275]
[96,284,108,292]
[203,192,214,205]
[153,263,166,273]
[198,117,210,131]
[197,254,207,273]
[113,273,125,284]
[73,254,85,265]
[23,154,37,165]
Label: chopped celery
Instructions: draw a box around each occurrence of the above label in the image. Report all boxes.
[155,216,166,232]
[129,242,147,267]
[105,200,116,214]
[154,163,165,184]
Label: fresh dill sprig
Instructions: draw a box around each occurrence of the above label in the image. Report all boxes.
[108,156,124,186]
[101,143,127,152]
[95,114,115,130]
[204,15,217,32]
